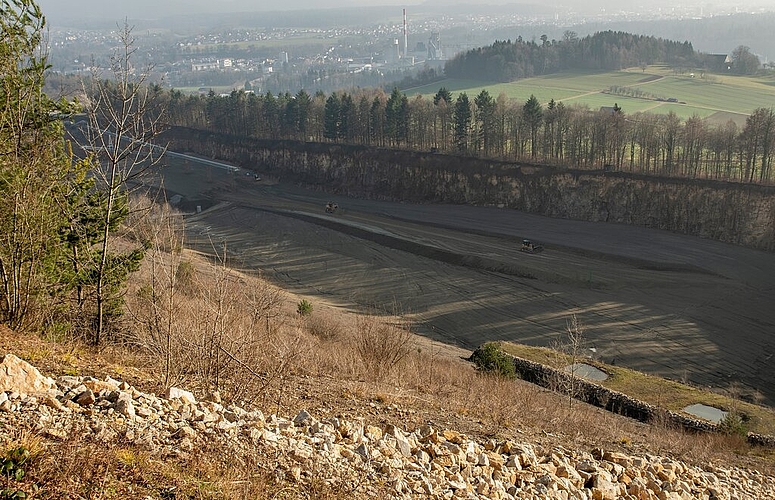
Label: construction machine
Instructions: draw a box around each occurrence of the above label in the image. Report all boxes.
[520,239,543,254]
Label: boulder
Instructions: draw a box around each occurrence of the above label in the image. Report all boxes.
[83,378,119,394]
[164,386,196,405]
[115,391,136,418]
[73,389,96,406]
[0,353,55,394]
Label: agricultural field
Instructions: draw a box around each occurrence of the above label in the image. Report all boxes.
[407,67,775,124]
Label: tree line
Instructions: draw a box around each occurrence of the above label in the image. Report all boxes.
[165,85,775,184]
[444,31,699,82]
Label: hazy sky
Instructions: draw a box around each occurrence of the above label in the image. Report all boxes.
[34,0,775,27]
[36,0,422,24]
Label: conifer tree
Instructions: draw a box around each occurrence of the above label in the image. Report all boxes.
[82,22,165,344]
[0,0,85,330]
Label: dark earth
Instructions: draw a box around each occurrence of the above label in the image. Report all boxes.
[150,153,775,406]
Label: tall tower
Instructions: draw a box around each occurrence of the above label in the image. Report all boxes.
[403,8,408,59]
[428,32,442,60]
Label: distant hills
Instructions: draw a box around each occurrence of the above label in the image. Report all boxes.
[445,32,702,82]
[36,1,775,62]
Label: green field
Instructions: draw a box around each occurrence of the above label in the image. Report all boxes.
[407,67,775,123]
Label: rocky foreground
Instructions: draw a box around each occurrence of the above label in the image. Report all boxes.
[1,353,773,499]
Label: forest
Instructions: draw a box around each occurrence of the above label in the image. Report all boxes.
[165,83,775,184]
[155,30,775,184]
[444,31,701,82]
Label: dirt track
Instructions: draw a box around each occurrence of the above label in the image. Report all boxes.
[155,157,775,405]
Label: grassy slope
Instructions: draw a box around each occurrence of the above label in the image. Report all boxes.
[500,342,775,435]
[1,244,774,498]
[406,66,775,123]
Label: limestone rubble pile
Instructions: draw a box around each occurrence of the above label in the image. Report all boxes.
[0,354,773,499]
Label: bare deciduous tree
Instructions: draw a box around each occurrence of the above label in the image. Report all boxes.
[82,21,166,344]
[550,314,586,408]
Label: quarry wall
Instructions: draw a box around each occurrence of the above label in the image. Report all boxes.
[163,128,775,252]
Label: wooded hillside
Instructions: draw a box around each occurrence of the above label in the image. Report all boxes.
[165,85,775,185]
[444,31,699,82]
[161,128,775,252]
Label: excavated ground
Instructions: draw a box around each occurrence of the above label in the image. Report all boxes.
[151,156,775,406]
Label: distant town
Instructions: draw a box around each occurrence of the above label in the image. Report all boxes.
[44,2,775,95]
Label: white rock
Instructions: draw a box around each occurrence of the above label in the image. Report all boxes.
[0,354,55,394]
[165,386,196,405]
[115,392,135,418]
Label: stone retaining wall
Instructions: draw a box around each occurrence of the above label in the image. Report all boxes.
[497,350,774,447]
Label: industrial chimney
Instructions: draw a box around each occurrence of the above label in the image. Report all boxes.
[403,8,408,59]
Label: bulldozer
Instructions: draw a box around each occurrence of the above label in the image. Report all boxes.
[520,239,543,254]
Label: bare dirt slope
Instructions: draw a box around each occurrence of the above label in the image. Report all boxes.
[155,158,775,405]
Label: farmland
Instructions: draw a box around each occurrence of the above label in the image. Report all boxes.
[407,66,775,124]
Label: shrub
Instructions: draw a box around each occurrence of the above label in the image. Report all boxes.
[353,314,412,378]
[470,343,516,379]
[297,299,313,317]
[1,446,30,500]
[1,447,28,482]
[717,411,748,437]
[176,261,198,295]
[305,313,341,340]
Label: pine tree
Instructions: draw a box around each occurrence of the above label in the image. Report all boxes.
[0,0,86,330]
[523,94,543,158]
[453,93,472,153]
[323,93,341,140]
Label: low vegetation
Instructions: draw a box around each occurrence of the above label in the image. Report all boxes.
[469,342,516,379]
[500,342,775,435]
[1,2,774,497]
[296,298,313,317]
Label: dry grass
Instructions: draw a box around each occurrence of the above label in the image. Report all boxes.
[500,342,775,435]
[3,226,775,497]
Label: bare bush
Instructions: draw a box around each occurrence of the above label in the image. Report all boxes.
[353,312,414,379]
[305,312,344,341]
[125,231,301,405]
[549,314,587,408]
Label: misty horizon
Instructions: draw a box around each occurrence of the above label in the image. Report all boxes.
[36,0,775,27]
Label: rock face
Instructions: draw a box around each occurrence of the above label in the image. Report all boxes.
[162,128,775,252]
[1,354,774,499]
[0,354,55,394]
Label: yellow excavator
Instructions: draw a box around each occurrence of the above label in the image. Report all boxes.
[520,239,544,254]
